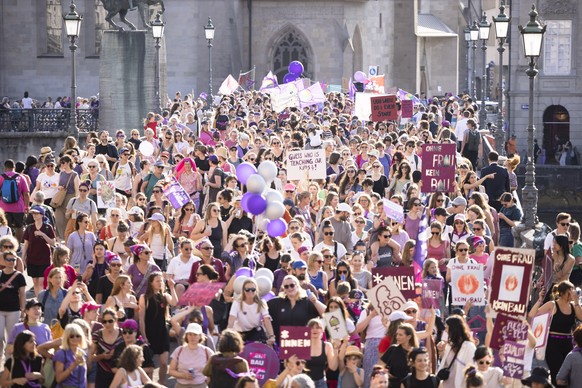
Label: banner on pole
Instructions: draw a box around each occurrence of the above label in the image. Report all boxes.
[161,177,191,210]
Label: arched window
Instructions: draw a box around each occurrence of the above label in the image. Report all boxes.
[542,105,570,164]
[46,0,63,54]
[272,29,312,83]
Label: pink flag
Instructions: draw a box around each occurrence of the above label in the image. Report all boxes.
[218,74,240,95]
[298,82,326,108]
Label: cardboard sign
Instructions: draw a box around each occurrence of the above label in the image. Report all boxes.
[370,95,398,122]
[502,341,526,379]
[279,326,312,360]
[161,177,191,210]
[323,310,349,340]
[240,342,280,386]
[286,149,326,181]
[450,263,485,306]
[97,181,116,208]
[401,100,413,119]
[421,144,456,193]
[531,312,552,349]
[490,314,529,350]
[421,279,443,309]
[372,266,416,299]
[382,200,405,223]
[177,282,226,306]
[542,248,553,290]
[368,276,407,319]
[489,248,535,319]
[354,92,372,120]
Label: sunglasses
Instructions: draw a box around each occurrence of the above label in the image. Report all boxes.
[244,288,256,293]
[122,329,135,335]
[79,189,88,192]
[295,360,306,366]
[88,165,97,168]
[199,247,213,251]
[142,251,152,255]
[354,213,362,216]
[285,190,294,193]
[184,208,194,211]
[3,245,15,249]
[111,214,120,217]
[283,284,296,290]
[457,248,469,252]
[473,228,482,232]
[412,202,421,206]
[69,334,82,339]
[110,263,122,267]
[152,190,161,193]
[560,222,570,227]
[405,309,417,314]
[323,254,334,259]
[454,221,464,225]
[316,260,324,264]
[436,199,444,203]
[337,270,348,275]
[478,360,491,365]
[355,220,365,224]
[382,235,391,239]
[103,319,115,324]
[431,231,440,235]
[324,232,334,236]
[4,257,16,262]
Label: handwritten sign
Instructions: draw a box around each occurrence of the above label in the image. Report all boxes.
[421,279,443,309]
[240,343,279,386]
[370,95,398,122]
[161,176,191,210]
[382,200,405,223]
[177,282,226,307]
[372,266,416,299]
[279,326,312,360]
[450,263,485,306]
[489,248,535,319]
[97,181,116,209]
[401,99,413,119]
[368,276,407,319]
[490,314,529,350]
[531,312,552,349]
[421,144,456,193]
[323,310,349,340]
[502,341,526,379]
[286,149,326,180]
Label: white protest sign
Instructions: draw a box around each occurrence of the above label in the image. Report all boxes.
[368,275,407,319]
[97,181,116,209]
[354,92,372,121]
[451,263,485,306]
[323,310,349,340]
[382,200,404,223]
[286,149,326,181]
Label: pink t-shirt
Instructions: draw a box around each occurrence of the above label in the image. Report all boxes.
[170,345,213,385]
[470,253,489,267]
[0,172,29,213]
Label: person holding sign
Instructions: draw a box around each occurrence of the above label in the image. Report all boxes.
[379,322,419,387]
[370,225,401,268]
[304,318,339,388]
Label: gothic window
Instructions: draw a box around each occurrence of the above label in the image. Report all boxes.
[272,30,311,82]
[95,0,108,55]
[543,20,572,75]
[46,0,63,54]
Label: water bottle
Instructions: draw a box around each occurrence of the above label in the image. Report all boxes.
[188,368,195,379]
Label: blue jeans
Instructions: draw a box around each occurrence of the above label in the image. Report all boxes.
[499,228,514,247]
[313,378,327,388]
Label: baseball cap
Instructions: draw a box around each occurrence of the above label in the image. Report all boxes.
[389,311,414,322]
[80,302,101,316]
[30,205,45,216]
[208,155,219,164]
[119,147,129,154]
[452,196,467,207]
[284,183,296,191]
[185,323,203,335]
[25,298,43,310]
[127,206,144,216]
[149,213,166,222]
[291,260,307,270]
[336,203,353,213]
[297,246,309,255]
[283,199,295,207]
[402,301,419,312]
[441,120,450,128]
[454,213,466,222]
[154,160,165,167]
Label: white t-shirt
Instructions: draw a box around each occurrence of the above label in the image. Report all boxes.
[229,300,270,332]
[167,255,199,281]
[455,118,468,141]
[36,172,60,199]
[356,309,385,338]
[114,162,133,191]
[22,97,33,109]
[314,241,347,260]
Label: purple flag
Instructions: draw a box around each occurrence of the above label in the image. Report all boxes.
[298,82,326,108]
[412,210,428,283]
[348,78,356,100]
[260,71,278,91]
[397,88,422,105]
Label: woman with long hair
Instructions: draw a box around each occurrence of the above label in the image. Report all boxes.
[191,203,228,259]
[404,197,423,240]
[92,308,123,387]
[39,267,67,323]
[472,345,508,387]
[356,304,385,387]
[83,240,110,298]
[551,235,576,287]
[426,221,451,276]
[497,192,523,248]
[173,202,199,240]
[306,252,328,300]
[389,151,405,180]
[370,225,401,268]
[104,275,138,322]
[143,213,174,272]
[468,192,497,245]
[54,324,88,388]
[328,261,357,298]
[425,192,447,219]
[380,322,419,387]
[400,347,439,388]
[78,164,104,219]
[0,331,43,388]
[275,355,308,388]
[304,318,339,388]
[370,159,389,198]
[227,278,276,345]
[54,155,81,238]
[99,208,122,240]
[147,184,172,222]
[43,244,77,289]
[31,159,59,206]
[22,206,56,296]
[168,322,214,388]
[461,171,491,199]
[138,271,177,384]
[387,161,412,197]
[436,315,477,388]
[110,344,152,387]
[127,244,161,298]
[259,236,283,273]
[58,280,95,328]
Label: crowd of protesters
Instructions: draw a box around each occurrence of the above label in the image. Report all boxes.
[0,88,580,388]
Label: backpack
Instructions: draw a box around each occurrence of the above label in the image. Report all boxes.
[1,174,19,204]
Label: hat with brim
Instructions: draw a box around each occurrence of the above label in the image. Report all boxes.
[185,323,203,335]
[40,147,53,156]
[344,345,363,359]
[25,298,43,310]
[521,367,554,387]
[148,213,165,223]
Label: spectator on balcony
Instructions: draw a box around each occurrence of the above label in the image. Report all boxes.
[21,91,33,109]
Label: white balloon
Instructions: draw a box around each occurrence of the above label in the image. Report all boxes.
[256,217,270,232]
[258,161,278,182]
[256,276,272,297]
[265,201,285,220]
[138,141,154,157]
[255,268,275,284]
[265,189,284,204]
[246,174,266,194]
[233,275,248,295]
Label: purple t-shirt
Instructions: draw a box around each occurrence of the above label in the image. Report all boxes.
[53,348,87,388]
[8,322,52,345]
[127,263,161,297]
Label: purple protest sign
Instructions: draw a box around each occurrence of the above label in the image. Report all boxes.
[401,99,413,119]
[502,341,526,379]
[161,177,191,210]
[372,266,416,299]
[279,326,312,360]
[421,143,456,193]
[240,342,279,386]
[421,279,443,309]
[489,313,528,350]
[382,200,404,223]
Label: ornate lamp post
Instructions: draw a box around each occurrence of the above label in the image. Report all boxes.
[464,26,471,92]
[478,12,491,130]
[469,21,479,99]
[151,12,165,114]
[519,5,546,229]
[63,0,82,137]
[204,17,215,105]
[493,2,510,155]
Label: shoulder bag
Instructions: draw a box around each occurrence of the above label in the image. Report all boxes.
[436,348,458,381]
[50,173,74,208]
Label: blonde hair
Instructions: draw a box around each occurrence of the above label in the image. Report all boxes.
[278,275,307,299]
[47,267,65,292]
[307,251,323,271]
[61,323,87,350]
[236,278,266,313]
[111,275,131,297]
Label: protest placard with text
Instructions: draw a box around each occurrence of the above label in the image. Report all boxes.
[382,200,405,223]
[178,282,226,307]
[97,181,116,209]
[240,343,280,386]
[368,276,407,319]
[401,100,413,119]
[421,143,456,193]
[162,176,191,210]
[372,266,416,299]
[530,312,552,349]
[323,310,349,340]
[421,279,443,309]
[451,263,485,306]
[489,313,529,350]
[370,95,398,122]
[279,326,312,360]
[502,341,526,379]
[286,149,326,181]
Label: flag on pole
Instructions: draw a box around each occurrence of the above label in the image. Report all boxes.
[218,74,240,95]
[397,88,422,105]
[412,210,428,283]
[348,77,356,100]
[298,82,326,108]
[238,67,256,91]
[260,71,278,91]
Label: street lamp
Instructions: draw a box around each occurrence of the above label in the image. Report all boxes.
[469,21,479,99]
[464,26,471,92]
[519,4,546,229]
[493,1,511,155]
[151,12,165,114]
[63,0,82,137]
[204,17,215,105]
[478,12,491,130]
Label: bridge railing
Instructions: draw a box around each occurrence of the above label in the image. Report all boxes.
[0,108,99,133]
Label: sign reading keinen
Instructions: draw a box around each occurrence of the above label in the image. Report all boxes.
[370,95,398,121]
[489,248,535,319]
[287,149,326,180]
[421,143,456,192]
[371,266,416,299]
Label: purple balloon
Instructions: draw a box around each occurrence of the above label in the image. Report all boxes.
[247,194,267,215]
[283,72,298,84]
[267,218,287,237]
[262,291,276,302]
[241,192,253,213]
[236,162,257,185]
[235,267,253,278]
[288,61,304,76]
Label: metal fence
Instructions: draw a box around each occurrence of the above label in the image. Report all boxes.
[0,108,99,132]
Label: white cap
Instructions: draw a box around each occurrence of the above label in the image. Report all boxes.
[148,213,166,222]
[336,203,353,213]
[389,311,414,322]
[184,323,203,335]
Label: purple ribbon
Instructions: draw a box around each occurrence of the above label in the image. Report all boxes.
[225,368,255,379]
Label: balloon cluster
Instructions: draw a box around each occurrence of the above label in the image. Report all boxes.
[233,267,276,302]
[235,161,287,238]
[283,61,304,84]
[354,70,369,84]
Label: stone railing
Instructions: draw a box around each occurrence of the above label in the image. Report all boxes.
[0,108,99,133]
